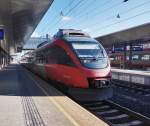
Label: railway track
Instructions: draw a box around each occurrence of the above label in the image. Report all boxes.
[111,80,150,118]
[79,100,150,126]
[50,79,150,125]
[112,80,150,96]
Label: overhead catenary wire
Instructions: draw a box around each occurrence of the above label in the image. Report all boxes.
[79,0,150,30]
[63,0,113,28]
[40,0,149,37]
[59,0,95,27]
[37,0,59,33]
[89,9,150,35]
[75,0,114,19]
[43,0,123,34]
[64,0,124,28]
[41,0,75,34]
[43,0,86,34]
[65,0,86,16]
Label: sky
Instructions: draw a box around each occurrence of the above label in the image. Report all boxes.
[31,0,150,38]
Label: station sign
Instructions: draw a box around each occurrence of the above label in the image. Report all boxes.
[132,45,143,51]
[0,29,4,40]
[113,47,124,52]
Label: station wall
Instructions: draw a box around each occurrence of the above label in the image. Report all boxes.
[0,0,15,54]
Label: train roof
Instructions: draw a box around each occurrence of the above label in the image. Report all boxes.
[54,29,90,38]
[53,29,99,43]
[35,29,100,51]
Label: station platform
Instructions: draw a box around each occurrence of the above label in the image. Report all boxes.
[111,68,150,85]
[112,68,150,76]
[0,64,108,126]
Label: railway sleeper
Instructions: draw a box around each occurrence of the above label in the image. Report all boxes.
[83,102,104,107]
[97,109,119,115]
[114,120,143,126]
[89,105,110,111]
[104,114,129,120]
[97,110,122,117]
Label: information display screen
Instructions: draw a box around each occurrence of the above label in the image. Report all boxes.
[0,29,4,40]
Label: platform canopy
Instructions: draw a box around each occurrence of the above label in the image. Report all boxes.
[0,0,53,53]
[11,0,53,44]
[96,23,150,46]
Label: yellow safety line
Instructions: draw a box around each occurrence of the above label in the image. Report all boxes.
[25,70,80,126]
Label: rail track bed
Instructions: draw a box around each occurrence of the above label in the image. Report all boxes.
[112,80,150,96]
[50,79,150,125]
[111,80,150,117]
[79,100,150,126]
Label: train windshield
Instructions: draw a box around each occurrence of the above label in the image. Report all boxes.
[72,42,108,69]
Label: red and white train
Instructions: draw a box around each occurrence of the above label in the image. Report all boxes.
[21,29,112,101]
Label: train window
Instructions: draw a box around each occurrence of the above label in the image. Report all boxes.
[114,55,124,61]
[36,51,45,64]
[71,42,108,69]
[110,57,115,61]
[141,55,150,61]
[143,43,150,49]
[126,45,130,51]
[132,55,139,60]
[126,56,129,60]
[72,43,107,58]
[48,46,75,67]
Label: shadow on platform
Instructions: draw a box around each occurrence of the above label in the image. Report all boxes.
[0,64,64,97]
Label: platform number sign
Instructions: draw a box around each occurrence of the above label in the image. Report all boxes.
[0,29,4,40]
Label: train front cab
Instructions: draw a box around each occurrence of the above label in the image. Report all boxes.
[65,38,112,101]
[44,36,113,101]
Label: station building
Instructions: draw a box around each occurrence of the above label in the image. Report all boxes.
[96,23,150,70]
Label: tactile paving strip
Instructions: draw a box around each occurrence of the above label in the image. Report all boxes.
[21,96,45,126]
